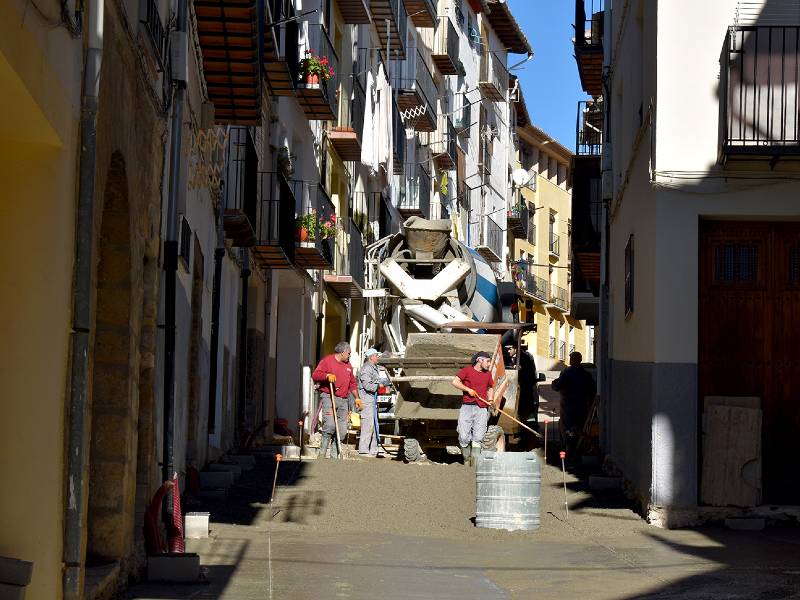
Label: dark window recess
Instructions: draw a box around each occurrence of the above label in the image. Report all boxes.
[714,244,757,283]
[624,234,634,317]
[179,216,192,270]
[790,245,800,284]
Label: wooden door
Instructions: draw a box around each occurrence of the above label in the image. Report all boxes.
[700,221,800,504]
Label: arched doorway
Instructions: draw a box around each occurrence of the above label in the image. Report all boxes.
[87,152,137,564]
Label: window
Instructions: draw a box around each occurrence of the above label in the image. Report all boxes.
[713,244,758,284]
[179,216,192,271]
[790,245,800,284]
[625,234,634,318]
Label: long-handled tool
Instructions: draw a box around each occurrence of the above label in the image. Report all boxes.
[270,454,283,504]
[544,419,549,461]
[297,419,304,462]
[477,394,542,439]
[328,382,344,460]
[560,450,569,518]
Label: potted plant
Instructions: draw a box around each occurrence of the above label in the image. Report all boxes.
[295,211,317,244]
[300,50,335,85]
[318,213,338,240]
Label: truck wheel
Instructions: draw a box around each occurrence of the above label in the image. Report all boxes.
[481,425,505,452]
[403,438,423,462]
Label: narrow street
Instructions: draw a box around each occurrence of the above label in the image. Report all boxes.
[125,452,800,600]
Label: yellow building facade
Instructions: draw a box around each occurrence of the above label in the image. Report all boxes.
[509,123,594,371]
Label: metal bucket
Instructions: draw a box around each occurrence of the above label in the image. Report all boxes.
[476,451,540,531]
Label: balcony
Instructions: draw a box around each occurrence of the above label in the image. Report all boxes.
[252,172,296,269]
[479,51,509,102]
[506,201,529,239]
[550,284,570,313]
[574,0,604,97]
[394,49,437,132]
[432,115,457,170]
[293,182,335,270]
[404,0,436,27]
[393,95,406,174]
[549,336,556,359]
[222,127,258,246]
[263,0,298,97]
[370,0,408,60]
[140,0,167,70]
[721,25,800,160]
[432,16,459,75]
[329,73,366,161]
[397,163,431,218]
[470,216,504,263]
[549,232,561,258]
[558,340,567,361]
[325,218,365,297]
[576,99,603,156]
[454,93,472,134]
[294,24,339,121]
[338,0,370,24]
[527,221,537,245]
[513,260,549,303]
[571,151,601,324]
[195,0,263,124]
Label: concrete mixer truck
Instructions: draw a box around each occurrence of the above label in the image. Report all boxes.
[363,217,540,461]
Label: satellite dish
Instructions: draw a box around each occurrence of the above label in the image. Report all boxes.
[512,168,531,188]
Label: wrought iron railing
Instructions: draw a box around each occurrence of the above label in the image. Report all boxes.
[516,263,549,303]
[256,172,296,261]
[297,24,340,117]
[140,0,167,69]
[223,126,259,231]
[577,99,603,156]
[485,216,503,259]
[575,0,604,48]
[721,25,800,154]
[434,16,459,66]
[397,163,431,217]
[559,340,567,361]
[527,221,537,245]
[549,232,561,256]
[292,181,336,262]
[433,115,457,165]
[480,51,510,96]
[454,93,472,133]
[393,94,406,171]
[394,48,437,122]
[549,336,556,359]
[507,202,529,238]
[346,219,365,288]
[551,284,569,311]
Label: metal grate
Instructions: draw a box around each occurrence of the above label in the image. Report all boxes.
[790,244,800,283]
[714,244,758,283]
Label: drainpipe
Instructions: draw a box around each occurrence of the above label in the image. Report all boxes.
[162,0,188,510]
[237,249,251,444]
[207,206,225,436]
[63,0,103,597]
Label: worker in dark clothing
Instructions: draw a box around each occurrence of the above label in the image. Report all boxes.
[552,351,596,458]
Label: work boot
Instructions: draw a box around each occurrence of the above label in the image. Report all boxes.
[318,434,331,459]
[461,445,471,466]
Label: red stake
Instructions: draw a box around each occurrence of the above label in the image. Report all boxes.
[544,419,549,462]
[560,450,569,518]
[270,454,283,504]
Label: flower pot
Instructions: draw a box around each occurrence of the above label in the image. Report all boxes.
[306,73,319,85]
[296,227,309,243]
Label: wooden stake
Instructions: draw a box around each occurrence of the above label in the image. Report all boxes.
[560,450,569,518]
[270,454,283,504]
[544,419,549,461]
[297,420,304,462]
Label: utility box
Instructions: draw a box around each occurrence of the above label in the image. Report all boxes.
[185,512,210,539]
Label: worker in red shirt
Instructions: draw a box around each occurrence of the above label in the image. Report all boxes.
[451,351,495,466]
[312,341,362,459]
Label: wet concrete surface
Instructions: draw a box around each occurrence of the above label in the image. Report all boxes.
[125,453,800,600]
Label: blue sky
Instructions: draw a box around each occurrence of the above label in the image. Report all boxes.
[506,0,584,150]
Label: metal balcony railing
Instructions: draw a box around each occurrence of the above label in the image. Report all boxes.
[433,115,457,169]
[516,262,549,303]
[559,340,567,361]
[549,232,561,256]
[472,216,503,261]
[346,219,365,288]
[253,172,296,264]
[527,221,537,245]
[506,202,529,239]
[433,16,459,74]
[721,26,800,156]
[575,0,604,48]
[393,95,406,173]
[295,24,339,119]
[370,0,408,59]
[549,336,556,359]
[577,99,603,156]
[222,126,259,246]
[292,181,336,265]
[479,51,510,101]
[454,93,472,134]
[397,163,431,217]
[394,48,437,122]
[551,284,569,311]
[140,0,167,69]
